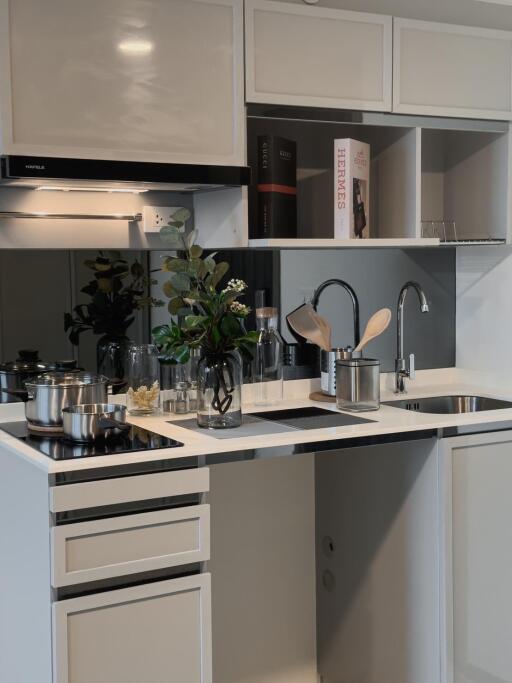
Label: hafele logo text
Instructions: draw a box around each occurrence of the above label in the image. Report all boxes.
[25,164,45,170]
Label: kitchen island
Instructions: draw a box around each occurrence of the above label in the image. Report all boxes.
[2,368,512,683]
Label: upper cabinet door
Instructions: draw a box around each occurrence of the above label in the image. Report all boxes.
[0,0,245,164]
[245,0,392,111]
[393,18,512,120]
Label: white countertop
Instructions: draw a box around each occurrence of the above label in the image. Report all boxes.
[3,368,512,474]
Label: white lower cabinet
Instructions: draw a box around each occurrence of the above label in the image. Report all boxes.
[52,573,212,683]
[441,431,512,683]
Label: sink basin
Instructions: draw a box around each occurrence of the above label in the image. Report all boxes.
[384,395,512,414]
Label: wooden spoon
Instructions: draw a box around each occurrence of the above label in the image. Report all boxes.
[287,303,331,351]
[354,308,392,353]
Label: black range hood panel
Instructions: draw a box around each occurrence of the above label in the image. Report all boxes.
[0,155,251,192]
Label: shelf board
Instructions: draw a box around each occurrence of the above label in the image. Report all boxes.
[247,238,440,249]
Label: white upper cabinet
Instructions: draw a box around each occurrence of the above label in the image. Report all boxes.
[0,0,245,164]
[394,18,512,120]
[245,0,392,112]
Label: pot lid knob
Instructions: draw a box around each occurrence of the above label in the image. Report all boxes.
[17,349,40,362]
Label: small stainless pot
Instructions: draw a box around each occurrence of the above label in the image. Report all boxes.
[25,373,109,429]
[62,404,128,443]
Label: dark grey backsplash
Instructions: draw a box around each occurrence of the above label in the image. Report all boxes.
[280,248,455,372]
[0,248,455,375]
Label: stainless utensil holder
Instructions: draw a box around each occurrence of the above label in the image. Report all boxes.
[321,348,361,397]
[336,358,380,412]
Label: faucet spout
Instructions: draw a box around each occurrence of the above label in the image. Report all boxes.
[312,279,360,348]
[395,281,429,394]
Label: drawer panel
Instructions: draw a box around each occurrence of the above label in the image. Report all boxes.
[50,467,209,513]
[51,505,210,587]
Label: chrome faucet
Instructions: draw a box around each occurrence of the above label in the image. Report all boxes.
[395,281,429,394]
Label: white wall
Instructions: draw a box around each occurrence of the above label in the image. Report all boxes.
[456,246,512,373]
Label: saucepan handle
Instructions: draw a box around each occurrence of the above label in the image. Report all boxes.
[0,388,30,402]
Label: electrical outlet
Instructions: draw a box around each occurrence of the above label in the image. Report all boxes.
[143,206,190,233]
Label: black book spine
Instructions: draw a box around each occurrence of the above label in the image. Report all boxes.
[256,136,297,239]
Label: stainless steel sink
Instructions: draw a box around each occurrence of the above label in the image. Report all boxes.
[384,395,512,414]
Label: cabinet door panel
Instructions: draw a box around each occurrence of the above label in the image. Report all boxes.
[441,432,512,683]
[0,0,244,164]
[394,18,512,120]
[53,574,212,683]
[245,0,392,111]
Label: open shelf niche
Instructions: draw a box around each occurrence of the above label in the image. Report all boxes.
[421,128,510,242]
[247,109,511,248]
[247,116,424,245]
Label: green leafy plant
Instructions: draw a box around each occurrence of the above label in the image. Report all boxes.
[152,211,258,366]
[64,251,162,345]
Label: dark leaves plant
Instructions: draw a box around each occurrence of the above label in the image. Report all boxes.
[64,252,163,344]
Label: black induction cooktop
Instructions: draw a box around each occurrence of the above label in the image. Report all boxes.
[0,421,184,460]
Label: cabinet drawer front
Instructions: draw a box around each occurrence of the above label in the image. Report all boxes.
[245,0,392,111]
[53,573,212,683]
[394,18,512,120]
[50,467,209,513]
[51,505,210,587]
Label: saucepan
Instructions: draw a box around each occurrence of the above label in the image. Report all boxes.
[25,373,110,430]
[62,404,129,443]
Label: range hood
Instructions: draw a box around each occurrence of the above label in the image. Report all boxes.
[0,155,251,193]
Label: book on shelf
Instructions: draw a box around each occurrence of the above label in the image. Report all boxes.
[254,135,297,239]
[334,138,370,239]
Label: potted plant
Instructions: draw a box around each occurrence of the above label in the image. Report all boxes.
[64,251,162,388]
[152,219,258,429]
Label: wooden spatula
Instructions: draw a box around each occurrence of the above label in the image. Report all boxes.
[287,303,332,351]
[354,308,391,353]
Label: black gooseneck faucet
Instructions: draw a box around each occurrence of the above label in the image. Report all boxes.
[312,279,360,349]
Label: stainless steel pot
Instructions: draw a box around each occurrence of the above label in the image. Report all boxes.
[62,404,128,442]
[25,373,109,429]
[0,350,53,404]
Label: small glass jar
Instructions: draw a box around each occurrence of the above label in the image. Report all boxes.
[174,381,190,414]
[126,343,160,415]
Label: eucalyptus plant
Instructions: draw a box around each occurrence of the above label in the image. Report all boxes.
[152,209,258,366]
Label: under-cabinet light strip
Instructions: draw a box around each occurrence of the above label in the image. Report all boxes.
[34,186,148,194]
[0,211,142,221]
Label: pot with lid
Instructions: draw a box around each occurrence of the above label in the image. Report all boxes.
[0,350,53,404]
[25,372,109,430]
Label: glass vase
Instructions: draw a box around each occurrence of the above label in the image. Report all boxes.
[197,351,242,429]
[126,343,161,415]
[96,334,131,394]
